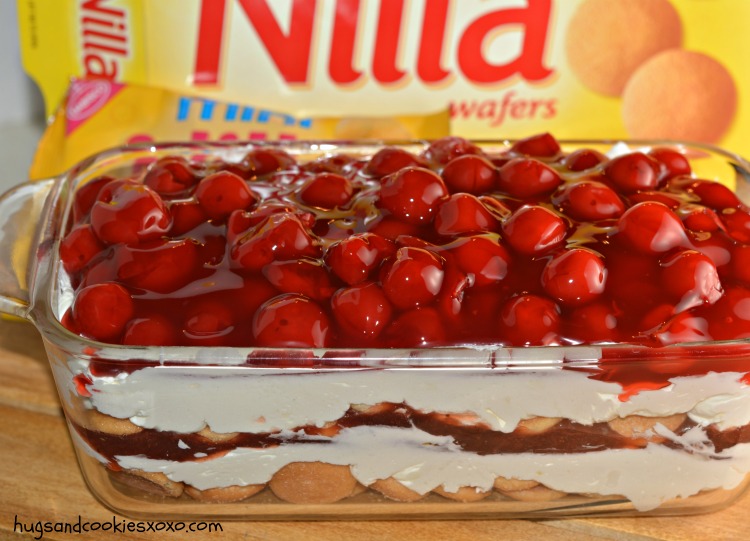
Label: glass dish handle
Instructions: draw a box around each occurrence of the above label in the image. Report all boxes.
[0,178,57,319]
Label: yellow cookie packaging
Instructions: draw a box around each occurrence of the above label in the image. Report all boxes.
[28,79,450,179]
[17,0,750,171]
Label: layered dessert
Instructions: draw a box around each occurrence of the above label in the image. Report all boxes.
[53,135,750,512]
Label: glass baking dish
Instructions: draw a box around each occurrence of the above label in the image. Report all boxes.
[2,138,750,521]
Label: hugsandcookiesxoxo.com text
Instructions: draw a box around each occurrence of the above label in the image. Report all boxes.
[13,515,223,539]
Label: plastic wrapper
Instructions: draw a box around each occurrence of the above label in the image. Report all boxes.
[29,78,449,179]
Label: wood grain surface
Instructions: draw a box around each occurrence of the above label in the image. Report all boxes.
[1,318,749,541]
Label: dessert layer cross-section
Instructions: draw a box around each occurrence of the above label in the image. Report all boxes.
[54,134,750,511]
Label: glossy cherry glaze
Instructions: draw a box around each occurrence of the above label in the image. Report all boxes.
[60,134,750,361]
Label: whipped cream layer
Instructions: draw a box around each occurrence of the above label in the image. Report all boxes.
[75,366,750,434]
[74,424,750,512]
[63,361,750,511]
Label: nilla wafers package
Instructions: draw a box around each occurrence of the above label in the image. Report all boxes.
[564,0,684,97]
[27,78,450,179]
[17,0,750,156]
[621,50,738,144]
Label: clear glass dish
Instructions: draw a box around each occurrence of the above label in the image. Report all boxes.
[2,139,750,521]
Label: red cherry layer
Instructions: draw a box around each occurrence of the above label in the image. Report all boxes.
[60,134,750,353]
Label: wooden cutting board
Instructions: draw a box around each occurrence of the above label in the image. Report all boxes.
[1,318,748,541]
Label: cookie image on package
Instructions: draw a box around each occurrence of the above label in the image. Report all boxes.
[622,50,737,144]
[565,0,683,96]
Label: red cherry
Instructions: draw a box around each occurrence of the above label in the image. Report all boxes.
[123,315,179,346]
[61,309,79,334]
[298,173,354,209]
[183,297,235,346]
[383,307,446,347]
[227,204,315,244]
[219,276,279,320]
[433,193,499,236]
[242,147,297,177]
[381,247,444,310]
[693,181,743,210]
[302,153,358,175]
[603,248,661,317]
[227,209,270,243]
[72,283,134,342]
[680,204,724,233]
[143,156,198,196]
[486,152,513,168]
[706,286,750,341]
[499,294,560,346]
[604,152,661,193]
[688,231,733,275]
[95,178,134,204]
[440,155,498,195]
[497,158,562,198]
[655,312,711,346]
[502,205,567,256]
[511,132,561,158]
[73,175,115,223]
[671,179,743,210]
[732,245,750,284]
[199,234,228,266]
[114,238,201,293]
[252,294,330,347]
[263,258,338,301]
[458,285,506,337]
[617,202,687,254]
[60,224,105,275]
[230,213,320,271]
[565,302,619,343]
[195,171,258,220]
[444,235,510,286]
[660,249,722,312]
[168,201,210,236]
[77,250,117,288]
[648,147,691,180]
[367,216,421,241]
[90,181,171,244]
[331,282,393,339]
[721,208,750,243]
[638,303,676,336]
[216,162,249,179]
[553,180,625,221]
[541,248,607,306]
[564,149,607,172]
[435,262,471,320]
[324,233,395,285]
[379,167,449,225]
[364,148,422,177]
[421,136,482,165]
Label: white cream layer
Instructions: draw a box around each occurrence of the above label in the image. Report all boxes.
[78,424,750,512]
[65,362,750,511]
[78,366,750,434]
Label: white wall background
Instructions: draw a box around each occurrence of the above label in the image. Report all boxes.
[1,0,46,187]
